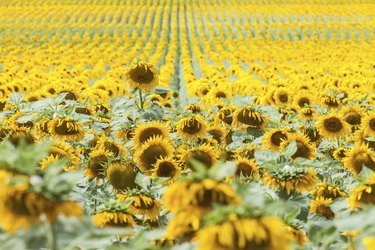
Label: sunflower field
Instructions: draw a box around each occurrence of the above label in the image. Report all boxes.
[0,0,375,249]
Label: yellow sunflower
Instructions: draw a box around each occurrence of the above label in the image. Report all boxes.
[7,127,35,147]
[151,156,181,186]
[233,106,269,130]
[321,94,341,109]
[176,116,207,141]
[94,135,126,158]
[262,128,291,151]
[263,169,317,194]
[293,91,314,110]
[309,197,335,219]
[285,226,308,246]
[207,123,226,145]
[184,104,202,114]
[134,136,174,175]
[355,130,375,150]
[117,194,161,219]
[39,142,80,171]
[273,87,292,106]
[214,105,236,126]
[84,148,113,183]
[164,209,202,241]
[362,111,375,138]
[279,133,316,160]
[343,144,375,176]
[316,113,350,140]
[33,118,51,138]
[132,121,170,148]
[363,237,375,250]
[311,179,347,199]
[178,143,219,170]
[339,105,365,131]
[348,174,375,210]
[48,118,85,141]
[332,147,349,162]
[106,160,138,190]
[299,107,316,120]
[125,62,158,92]
[234,157,260,179]
[93,211,136,228]
[193,215,291,250]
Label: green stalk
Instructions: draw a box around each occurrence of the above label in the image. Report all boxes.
[138,88,144,111]
[47,222,57,250]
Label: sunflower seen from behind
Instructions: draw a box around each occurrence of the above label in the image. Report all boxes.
[125,62,158,92]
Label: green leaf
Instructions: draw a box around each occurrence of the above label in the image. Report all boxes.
[282,140,297,158]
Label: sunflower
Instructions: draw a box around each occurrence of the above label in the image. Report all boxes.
[316,113,350,140]
[348,174,375,210]
[363,237,375,250]
[164,209,202,241]
[39,142,80,171]
[33,118,51,138]
[233,144,260,160]
[299,107,316,120]
[125,62,158,92]
[132,121,170,148]
[321,94,341,108]
[48,118,85,141]
[178,144,219,170]
[184,104,202,114]
[89,103,112,123]
[134,136,174,175]
[163,179,240,215]
[279,133,316,160]
[362,111,375,138]
[339,105,364,131]
[233,106,269,130]
[7,127,35,147]
[311,179,347,199]
[193,215,291,250]
[94,135,125,158]
[355,130,375,150]
[114,127,134,141]
[234,157,260,179]
[343,144,375,176]
[293,91,314,110]
[176,116,207,141]
[285,226,308,246]
[117,194,161,219]
[263,169,318,194]
[151,156,181,186]
[332,147,349,162]
[84,149,113,183]
[309,197,335,219]
[299,125,321,143]
[106,160,138,190]
[93,211,136,228]
[262,128,290,151]
[273,87,291,106]
[214,105,236,126]
[44,200,83,223]
[207,124,226,145]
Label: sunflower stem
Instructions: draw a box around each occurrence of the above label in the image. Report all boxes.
[138,89,144,111]
[47,221,57,250]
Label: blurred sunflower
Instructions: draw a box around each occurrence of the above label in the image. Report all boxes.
[214,105,236,126]
[343,144,375,175]
[279,133,316,160]
[316,113,350,140]
[48,118,84,141]
[33,118,51,138]
[233,106,268,130]
[184,103,202,114]
[363,237,375,250]
[164,209,202,241]
[125,62,158,92]
[39,142,80,171]
[207,124,226,145]
[176,116,207,141]
[263,128,290,151]
[117,194,161,219]
[84,149,113,183]
[348,174,375,210]
[132,121,170,148]
[309,197,335,219]
[106,160,138,190]
[299,107,316,120]
[234,157,260,179]
[193,215,291,250]
[178,143,219,170]
[362,111,375,138]
[7,127,35,147]
[339,105,364,131]
[134,136,174,175]
[93,211,136,228]
[285,225,308,246]
[355,130,375,150]
[311,179,347,199]
[293,91,314,110]
[151,156,181,185]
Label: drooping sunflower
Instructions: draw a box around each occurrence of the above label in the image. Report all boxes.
[299,107,316,120]
[84,149,113,183]
[339,105,365,131]
[164,209,202,241]
[279,133,316,160]
[125,62,158,92]
[134,136,174,175]
[348,174,375,210]
[355,130,375,150]
[321,94,341,109]
[299,125,321,143]
[178,143,219,170]
[316,113,350,140]
[94,135,126,158]
[207,123,226,145]
[132,121,170,148]
[106,160,138,190]
[93,211,136,228]
[234,157,260,179]
[193,215,291,250]
[7,127,35,147]
[176,116,207,141]
[151,156,181,186]
[39,142,80,171]
[285,226,309,246]
[309,197,335,219]
[310,179,347,199]
[33,118,51,138]
[263,168,318,194]
[48,117,85,141]
[214,105,236,126]
[163,179,240,215]
[343,144,375,176]
[114,127,135,141]
[184,103,202,114]
[89,103,112,123]
[233,144,260,160]
[262,128,291,151]
[233,106,269,130]
[117,194,161,219]
[362,111,375,138]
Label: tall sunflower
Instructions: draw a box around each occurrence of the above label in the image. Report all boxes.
[176,116,207,141]
[316,113,350,140]
[125,62,158,92]
[132,121,170,148]
[48,117,85,141]
[106,160,138,190]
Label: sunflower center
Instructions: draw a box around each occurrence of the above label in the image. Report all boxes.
[215,91,226,99]
[237,109,263,126]
[140,145,168,170]
[54,120,80,135]
[129,66,154,84]
[369,118,375,131]
[298,97,310,108]
[344,112,361,125]
[218,109,233,125]
[292,141,311,159]
[156,161,176,177]
[61,91,77,100]
[270,131,287,146]
[323,117,343,132]
[139,128,164,144]
[187,150,213,169]
[182,118,202,134]
[236,162,254,176]
[5,193,33,216]
[89,155,107,176]
[196,189,231,208]
[278,93,288,103]
[104,141,121,156]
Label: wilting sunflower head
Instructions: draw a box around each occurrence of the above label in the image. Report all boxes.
[214,105,236,126]
[339,105,364,131]
[316,113,350,140]
[6,127,35,147]
[134,136,174,175]
[285,226,309,246]
[280,133,316,160]
[235,157,260,179]
[355,129,375,150]
[178,143,219,171]
[93,211,136,228]
[348,174,375,210]
[309,197,335,219]
[193,216,292,250]
[299,107,316,120]
[184,103,202,114]
[39,142,80,171]
[151,156,181,186]
[132,121,170,148]
[48,117,85,141]
[117,194,161,219]
[84,148,113,182]
[263,128,290,151]
[233,144,260,160]
[94,135,125,158]
[33,118,51,138]
[106,160,138,190]
[176,116,207,141]
[321,94,341,108]
[299,125,321,143]
[233,106,269,130]
[362,111,375,138]
[311,179,347,200]
[125,62,158,92]
[343,144,375,176]
[207,123,226,145]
